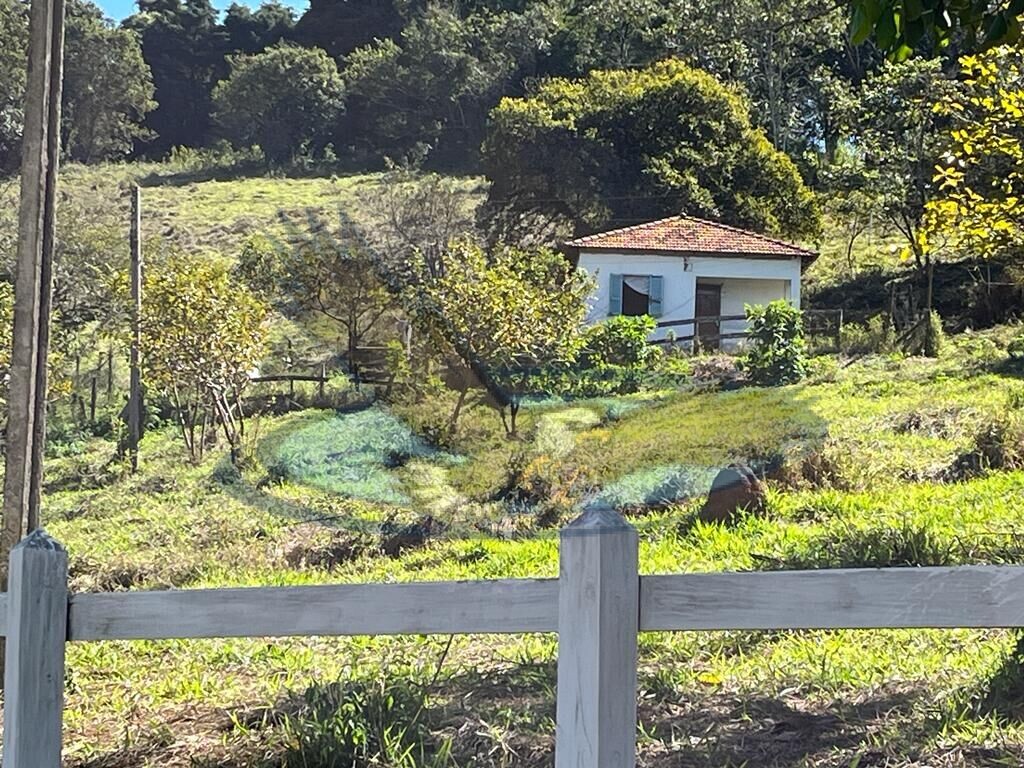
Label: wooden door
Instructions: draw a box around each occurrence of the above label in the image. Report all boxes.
[695,283,722,351]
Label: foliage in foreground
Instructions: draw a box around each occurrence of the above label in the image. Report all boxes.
[740,301,807,386]
[924,43,1024,266]
[142,248,268,461]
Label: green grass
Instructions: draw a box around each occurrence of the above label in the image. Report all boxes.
[35,323,1024,767]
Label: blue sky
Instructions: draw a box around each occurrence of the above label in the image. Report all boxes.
[99,0,307,22]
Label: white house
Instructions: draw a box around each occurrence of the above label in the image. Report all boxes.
[564,215,818,350]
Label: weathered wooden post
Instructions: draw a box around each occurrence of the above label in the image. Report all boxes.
[127,184,143,472]
[556,506,639,768]
[3,530,68,767]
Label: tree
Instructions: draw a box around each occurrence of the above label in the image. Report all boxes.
[848,0,1024,60]
[0,0,155,167]
[223,1,294,54]
[0,0,27,174]
[556,0,867,159]
[406,240,594,435]
[481,59,821,245]
[62,1,156,162]
[923,44,1024,266]
[362,166,479,287]
[236,232,392,361]
[125,0,225,155]
[852,58,959,297]
[340,1,560,163]
[213,42,343,163]
[142,249,268,462]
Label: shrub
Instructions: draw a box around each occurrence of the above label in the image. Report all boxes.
[923,309,947,358]
[739,301,806,386]
[279,680,451,767]
[582,315,657,367]
[839,315,896,356]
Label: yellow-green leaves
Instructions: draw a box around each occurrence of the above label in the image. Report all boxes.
[923,43,1024,262]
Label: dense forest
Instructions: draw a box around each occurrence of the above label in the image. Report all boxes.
[0,0,1021,253]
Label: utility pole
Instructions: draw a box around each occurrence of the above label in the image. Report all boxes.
[128,185,143,472]
[1,0,67,571]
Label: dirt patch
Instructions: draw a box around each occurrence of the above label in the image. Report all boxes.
[379,514,445,557]
[69,557,201,592]
[278,522,372,570]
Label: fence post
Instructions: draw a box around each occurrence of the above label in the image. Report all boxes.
[556,506,639,768]
[3,529,68,767]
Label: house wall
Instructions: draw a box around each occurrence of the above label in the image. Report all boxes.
[576,250,803,348]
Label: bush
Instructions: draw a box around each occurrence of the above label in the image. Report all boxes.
[279,680,451,767]
[923,309,947,357]
[582,315,657,367]
[739,301,806,386]
[839,315,896,356]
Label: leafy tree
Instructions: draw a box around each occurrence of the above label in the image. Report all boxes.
[924,44,1024,265]
[341,1,559,163]
[63,1,156,162]
[0,0,27,173]
[852,58,959,272]
[557,0,866,158]
[740,300,806,385]
[223,1,294,54]
[0,0,155,166]
[481,59,821,244]
[213,42,343,163]
[406,240,593,435]
[142,249,268,462]
[125,0,226,155]
[236,233,391,360]
[847,0,1024,60]
[291,0,405,58]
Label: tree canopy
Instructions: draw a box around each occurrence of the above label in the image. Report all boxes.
[213,42,343,163]
[924,43,1024,263]
[481,58,821,243]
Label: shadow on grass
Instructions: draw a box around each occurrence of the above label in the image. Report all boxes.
[70,661,1014,768]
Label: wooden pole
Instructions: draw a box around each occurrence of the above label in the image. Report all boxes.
[89,375,97,423]
[128,185,142,472]
[1,0,67,565]
[555,507,639,768]
[2,529,68,767]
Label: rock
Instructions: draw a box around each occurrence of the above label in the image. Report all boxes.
[698,464,766,524]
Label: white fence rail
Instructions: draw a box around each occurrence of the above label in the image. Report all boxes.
[5,511,1024,766]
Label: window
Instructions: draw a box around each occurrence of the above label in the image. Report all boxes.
[609,274,663,317]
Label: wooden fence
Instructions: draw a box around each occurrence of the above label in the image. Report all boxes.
[5,511,1024,766]
[654,309,845,352]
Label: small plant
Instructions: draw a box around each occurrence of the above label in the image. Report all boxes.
[839,315,895,356]
[923,309,947,358]
[279,679,452,768]
[740,301,807,386]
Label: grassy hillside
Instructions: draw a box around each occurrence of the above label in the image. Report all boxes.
[37,323,1024,767]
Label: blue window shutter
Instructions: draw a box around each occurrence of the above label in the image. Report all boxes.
[648,275,664,317]
[609,274,623,315]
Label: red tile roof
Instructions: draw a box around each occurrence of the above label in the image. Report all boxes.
[565,215,817,259]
